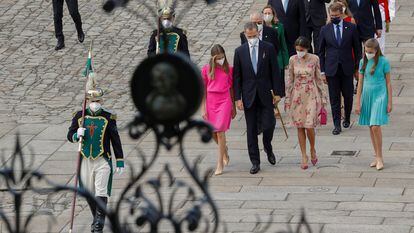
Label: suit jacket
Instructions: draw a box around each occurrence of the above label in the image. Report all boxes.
[304,0,331,27]
[233,41,283,109]
[240,26,280,56]
[268,0,307,55]
[348,0,383,39]
[318,21,362,77]
[147,27,190,58]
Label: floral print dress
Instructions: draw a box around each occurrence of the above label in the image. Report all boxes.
[285,54,328,128]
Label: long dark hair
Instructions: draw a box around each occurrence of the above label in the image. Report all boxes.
[208,44,230,80]
[361,38,383,76]
[294,36,311,50]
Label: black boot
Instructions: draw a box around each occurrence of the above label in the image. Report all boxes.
[93,196,108,233]
[55,38,65,50]
[86,198,97,233]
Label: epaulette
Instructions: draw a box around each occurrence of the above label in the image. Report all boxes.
[182,29,187,35]
[103,108,117,120]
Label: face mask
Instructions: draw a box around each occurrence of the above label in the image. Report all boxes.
[89,102,102,112]
[297,51,307,58]
[248,37,259,46]
[331,17,341,25]
[162,19,173,28]
[366,52,375,60]
[263,14,273,23]
[216,58,225,66]
[257,23,263,32]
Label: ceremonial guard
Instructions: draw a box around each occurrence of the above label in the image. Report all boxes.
[67,52,124,233]
[147,0,190,58]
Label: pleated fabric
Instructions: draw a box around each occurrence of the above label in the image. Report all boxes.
[358,56,390,126]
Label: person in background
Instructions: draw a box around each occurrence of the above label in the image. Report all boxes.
[267,0,307,56]
[52,0,84,50]
[148,6,190,58]
[348,0,383,43]
[285,37,328,170]
[233,22,282,174]
[355,38,392,171]
[303,0,331,54]
[319,3,361,135]
[201,45,236,176]
[333,0,356,24]
[263,5,290,86]
[377,0,396,53]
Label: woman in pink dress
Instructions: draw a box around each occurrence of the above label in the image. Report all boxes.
[201,44,236,176]
[285,37,328,170]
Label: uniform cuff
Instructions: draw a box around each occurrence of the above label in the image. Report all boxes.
[72,133,79,142]
[116,159,124,168]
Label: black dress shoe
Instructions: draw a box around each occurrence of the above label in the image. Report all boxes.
[250,164,260,174]
[266,152,276,165]
[343,120,350,128]
[55,40,65,50]
[78,31,85,43]
[332,127,342,135]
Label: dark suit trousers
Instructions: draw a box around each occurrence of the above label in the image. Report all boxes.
[327,64,354,127]
[306,24,322,54]
[244,93,275,165]
[53,0,83,40]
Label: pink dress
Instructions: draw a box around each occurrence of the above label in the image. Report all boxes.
[201,65,233,132]
[285,54,328,128]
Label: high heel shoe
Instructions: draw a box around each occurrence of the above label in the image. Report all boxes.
[301,156,309,170]
[370,161,377,168]
[311,155,318,166]
[223,146,230,166]
[376,162,384,171]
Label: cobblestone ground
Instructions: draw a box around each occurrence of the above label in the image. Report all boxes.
[1,0,414,232]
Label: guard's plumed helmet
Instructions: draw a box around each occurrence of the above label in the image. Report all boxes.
[158,0,175,18]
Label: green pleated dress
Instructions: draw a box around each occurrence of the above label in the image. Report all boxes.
[358,56,391,126]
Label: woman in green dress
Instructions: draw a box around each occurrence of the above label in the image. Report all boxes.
[262,5,290,80]
[355,38,393,171]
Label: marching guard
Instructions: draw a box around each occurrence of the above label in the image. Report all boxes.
[147,1,190,58]
[67,61,124,233]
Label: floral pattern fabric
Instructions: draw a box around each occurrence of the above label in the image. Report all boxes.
[285,54,328,128]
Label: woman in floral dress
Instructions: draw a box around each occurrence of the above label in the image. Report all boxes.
[285,37,328,170]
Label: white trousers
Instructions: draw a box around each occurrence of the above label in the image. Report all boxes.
[376,21,387,54]
[80,157,112,198]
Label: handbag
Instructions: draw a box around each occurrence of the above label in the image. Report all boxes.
[319,106,327,125]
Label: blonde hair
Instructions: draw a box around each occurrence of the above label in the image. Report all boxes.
[208,44,230,80]
[362,38,383,76]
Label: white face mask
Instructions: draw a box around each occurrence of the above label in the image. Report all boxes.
[297,51,307,58]
[89,102,102,112]
[366,52,375,60]
[248,37,259,46]
[162,19,173,28]
[216,58,225,66]
[263,14,273,23]
[257,23,263,32]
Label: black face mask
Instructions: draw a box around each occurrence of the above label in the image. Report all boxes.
[331,17,341,25]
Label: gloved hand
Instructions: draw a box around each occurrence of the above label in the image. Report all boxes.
[116,167,125,175]
[77,127,86,138]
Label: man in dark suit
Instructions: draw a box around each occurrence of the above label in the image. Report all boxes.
[268,0,307,56]
[319,3,361,135]
[348,0,383,42]
[233,22,283,174]
[241,12,284,94]
[304,0,331,54]
[52,0,84,50]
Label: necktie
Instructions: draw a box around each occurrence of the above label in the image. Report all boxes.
[336,24,342,46]
[284,0,289,12]
[251,45,257,74]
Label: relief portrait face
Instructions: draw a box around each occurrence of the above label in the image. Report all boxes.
[151,63,178,94]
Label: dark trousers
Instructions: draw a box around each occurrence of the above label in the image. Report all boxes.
[53,0,83,40]
[327,64,354,127]
[244,94,275,165]
[306,24,322,54]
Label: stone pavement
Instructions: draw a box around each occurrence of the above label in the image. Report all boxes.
[1,0,414,232]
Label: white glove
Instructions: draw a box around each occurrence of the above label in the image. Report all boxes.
[116,167,124,175]
[77,127,86,138]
